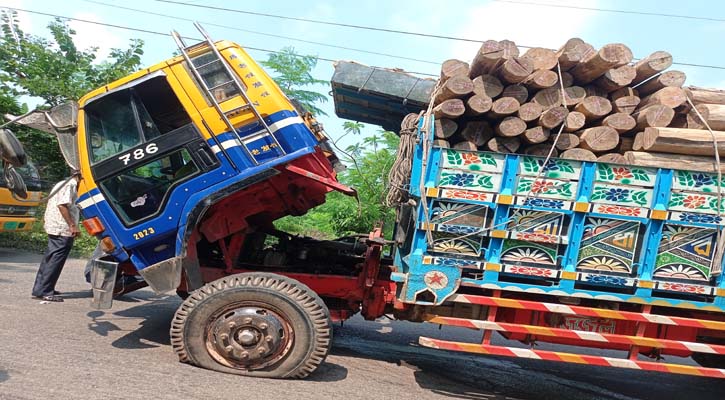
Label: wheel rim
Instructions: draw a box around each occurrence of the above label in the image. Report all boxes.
[205,304,294,370]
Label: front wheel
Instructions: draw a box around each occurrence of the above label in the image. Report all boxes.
[170,273,331,379]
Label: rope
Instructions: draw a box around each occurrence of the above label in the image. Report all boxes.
[685,96,725,275]
[385,112,420,207]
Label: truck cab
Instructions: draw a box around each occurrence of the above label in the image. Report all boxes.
[0,160,41,232]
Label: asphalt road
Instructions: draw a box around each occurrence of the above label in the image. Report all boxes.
[2,248,725,400]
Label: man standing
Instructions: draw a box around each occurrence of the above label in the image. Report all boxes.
[31,171,81,302]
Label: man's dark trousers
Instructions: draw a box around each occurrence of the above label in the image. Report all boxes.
[32,235,75,297]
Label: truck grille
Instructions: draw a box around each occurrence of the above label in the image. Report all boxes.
[0,205,35,217]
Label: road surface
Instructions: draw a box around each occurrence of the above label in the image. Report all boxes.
[1,248,724,400]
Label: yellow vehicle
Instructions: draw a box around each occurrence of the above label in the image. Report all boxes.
[0,161,41,232]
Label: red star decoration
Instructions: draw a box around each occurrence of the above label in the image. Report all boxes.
[427,272,445,285]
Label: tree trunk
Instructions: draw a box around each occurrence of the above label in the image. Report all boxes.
[687,104,725,130]
[502,84,529,104]
[637,127,725,156]
[453,140,479,151]
[560,71,574,87]
[636,70,686,96]
[465,95,494,116]
[597,153,627,164]
[686,86,725,105]
[563,86,587,107]
[570,43,633,84]
[533,87,561,110]
[551,133,580,150]
[434,118,458,139]
[574,96,612,121]
[612,95,641,114]
[518,102,544,122]
[469,40,518,77]
[634,104,674,130]
[433,139,450,148]
[624,151,725,173]
[524,69,558,90]
[498,57,535,84]
[578,126,619,152]
[638,87,687,109]
[522,47,559,71]
[602,113,636,134]
[556,38,595,71]
[539,106,569,129]
[459,121,494,146]
[522,126,551,144]
[487,136,521,153]
[525,144,558,157]
[563,111,586,132]
[433,75,474,105]
[487,97,521,118]
[433,99,466,119]
[560,148,597,161]
[632,51,673,85]
[472,74,504,98]
[495,116,527,137]
[440,59,470,83]
[594,65,636,92]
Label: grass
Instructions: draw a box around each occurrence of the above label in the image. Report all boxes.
[0,218,98,258]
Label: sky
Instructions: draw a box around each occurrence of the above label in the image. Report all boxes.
[1,0,724,147]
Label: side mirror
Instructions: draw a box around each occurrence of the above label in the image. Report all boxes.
[0,128,27,167]
[2,162,28,199]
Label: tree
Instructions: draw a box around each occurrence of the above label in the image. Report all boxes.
[0,11,145,181]
[261,47,329,116]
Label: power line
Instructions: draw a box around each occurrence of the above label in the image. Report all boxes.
[83,0,440,66]
[491,0,725,23]
[0,7,440,78]
[150,0,725,71]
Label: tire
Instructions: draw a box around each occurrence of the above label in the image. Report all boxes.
[0,129,27,167]
[4,166,27,199]
[170,273,331,379]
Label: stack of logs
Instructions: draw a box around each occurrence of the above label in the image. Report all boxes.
[431,38,725,172]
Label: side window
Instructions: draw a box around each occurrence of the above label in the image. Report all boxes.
[99,149,199,224]
[190,52,245,103]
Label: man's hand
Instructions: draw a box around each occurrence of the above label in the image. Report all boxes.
[70,225,81,237]
[58,204,80,237]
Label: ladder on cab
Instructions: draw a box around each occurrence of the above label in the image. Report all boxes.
[171,22,286,166]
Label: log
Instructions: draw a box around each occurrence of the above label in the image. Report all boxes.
[560,148,597,161]
[434,118,458,139]
[453,140,478,151]
[469,40,518,77]
[433,99,466,119]
[562,86,587,107]
[472,74,504,98]
[634,104,674,130]
[487,97,520,118]
[687,104,725,131]
[525,144,558,157]
[560,72,574,87]
[632,51,673,85]
[522,47,558,71]
[632,133,644,151]
[624,151,725,173]
[602,113,636,134]
[637,127,725,156]
[552,133,580,150]
[433,139,450,148]
[556,38,595,71]
[539,106,569,129]
[524,70,558,90]
[440,59,470,83]
[495,116,527,137]
[487,136,521,153]
[532,87,561,110]
[460,120,494,146]
[639,87,687,109]
[501,84,529,104]
[578,126,619,152]
[584,85,608,98]
[594,65,636,92]
[618,137,635,152]
[636,70,686,96]
[517,102,544,123]
[574,96,612,121]
[686,86,725,105]
[612,95,641,115]
[611,87,638,101]
[597,153,627,164]
[570,43,633,84]
[522,126,551,144]
[433,75,474,105]
[499,57,535,84]
[465,95,494,116]
[563,111,586,132]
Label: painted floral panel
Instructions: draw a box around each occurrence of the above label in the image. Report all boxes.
[438,170,502,193]
[672,170,725,193]
[590,183,652,208]
[519,156,581,180]
[515,177,578,201]
[430,200,489,228]
[653,224,718,281]
[595,163,656,188]
[668,192,725,215]
[441,149,505,173]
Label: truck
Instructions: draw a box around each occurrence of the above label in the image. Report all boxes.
[2,23,724,379]
[0,160,41,232]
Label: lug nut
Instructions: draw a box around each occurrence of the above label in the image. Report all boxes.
[240,351,249,359]
[243,317,252,324]
[228,321,236,328]
[258,323,268,330]
[265,335,273,342]
[220,333,229,340]
[258,347,266,354]
[225,345,233,352]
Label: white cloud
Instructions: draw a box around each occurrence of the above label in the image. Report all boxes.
[448,0,601,64]
[68,12,124,61]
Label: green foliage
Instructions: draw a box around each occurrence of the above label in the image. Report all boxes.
[261,47,328,116]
